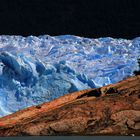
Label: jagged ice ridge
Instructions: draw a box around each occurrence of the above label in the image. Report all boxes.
[0,35,139,117]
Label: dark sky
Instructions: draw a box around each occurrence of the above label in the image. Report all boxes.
[0,0,140,39]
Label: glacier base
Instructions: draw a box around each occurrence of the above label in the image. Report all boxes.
[0,35,139,117]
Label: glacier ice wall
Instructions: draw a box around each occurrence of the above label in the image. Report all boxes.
[0,35,139,117]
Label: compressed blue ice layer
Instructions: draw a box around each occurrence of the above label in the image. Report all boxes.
[0,35,139,117]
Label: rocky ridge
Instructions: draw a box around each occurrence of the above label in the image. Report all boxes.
[0,75,140,136]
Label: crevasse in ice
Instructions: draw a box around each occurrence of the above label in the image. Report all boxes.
[0,35,139,117]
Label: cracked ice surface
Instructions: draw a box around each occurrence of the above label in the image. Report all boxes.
[0,35,139,117]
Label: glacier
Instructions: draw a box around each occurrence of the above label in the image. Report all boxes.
[0,35,139,117]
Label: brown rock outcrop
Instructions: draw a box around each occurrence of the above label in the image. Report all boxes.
[0,75,140,136]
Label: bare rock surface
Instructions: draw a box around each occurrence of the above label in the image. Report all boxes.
[0,75,140,136]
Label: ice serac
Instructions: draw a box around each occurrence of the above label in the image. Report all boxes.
[0,52,38,86]
[0,35,139,117]
[0,51,90,117]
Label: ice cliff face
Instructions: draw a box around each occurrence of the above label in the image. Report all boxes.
[0,35,139,117]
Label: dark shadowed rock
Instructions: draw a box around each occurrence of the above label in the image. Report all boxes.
[0,75,140,136]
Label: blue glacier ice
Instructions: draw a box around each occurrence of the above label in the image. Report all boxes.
[0,35,139,117]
